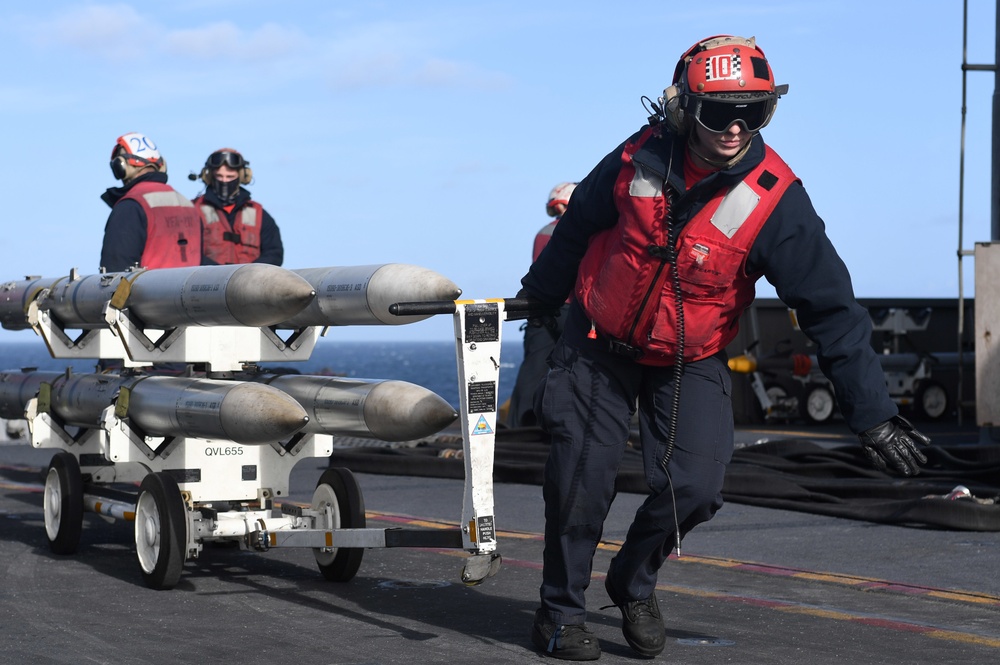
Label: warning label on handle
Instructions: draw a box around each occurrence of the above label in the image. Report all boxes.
[477,516,496,543]
[464,303,500,343]
[467,381,496,414]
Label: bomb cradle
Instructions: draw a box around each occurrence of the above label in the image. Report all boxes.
[3,261,502,592]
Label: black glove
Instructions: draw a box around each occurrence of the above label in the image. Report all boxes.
[509,288,562,324]
[527,307,561,329]
[521,291,562,337]
[857,415,930,476]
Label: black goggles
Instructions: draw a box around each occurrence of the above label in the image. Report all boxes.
[693,98,772,133]
[206,151,246,169]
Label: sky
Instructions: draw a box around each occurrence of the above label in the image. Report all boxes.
[0,1,997,346]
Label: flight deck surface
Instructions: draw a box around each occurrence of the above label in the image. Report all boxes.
[2,423,998,665]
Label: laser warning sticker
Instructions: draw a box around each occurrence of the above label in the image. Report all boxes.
[472,415,493,436]
[467,380,496,414]
[477,515,496,543]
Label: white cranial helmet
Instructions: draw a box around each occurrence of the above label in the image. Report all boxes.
[546,182,577,217]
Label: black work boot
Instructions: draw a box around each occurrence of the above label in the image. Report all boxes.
[530,608,601,660]
[604,576,666,658]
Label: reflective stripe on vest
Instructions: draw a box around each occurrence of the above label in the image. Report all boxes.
[533,220,558,262]
[711,180,761,239]
[202,205,259,228]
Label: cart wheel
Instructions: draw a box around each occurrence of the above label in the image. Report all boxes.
[763,383,795,421]
[134,472,187,590]
[915,381,949,420]
[44,452,84,555]
[750,382,790,423]
[312,467,365,582]
[802,383,836,424]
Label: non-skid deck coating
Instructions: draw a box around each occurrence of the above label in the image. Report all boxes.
[2,425,998,665]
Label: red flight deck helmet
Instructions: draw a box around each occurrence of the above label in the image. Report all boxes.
[110,132,165,181]
[663,35,788,134]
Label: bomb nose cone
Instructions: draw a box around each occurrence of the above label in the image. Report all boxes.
[364,381,458,441]
[226,264,316,327]
[364,264,461,325]
[260,374,456,441]
[281,264,461,327]
[219,382,309,444]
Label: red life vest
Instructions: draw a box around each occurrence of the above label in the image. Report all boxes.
[533,219,558,261]
[196,198,264,265]
[534,219,574,305]
[575,127,798,365]
[121,181,202,269]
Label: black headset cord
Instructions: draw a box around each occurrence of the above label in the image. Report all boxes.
[658,173,685,558]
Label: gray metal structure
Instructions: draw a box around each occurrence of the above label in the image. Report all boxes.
[958,1,999,428]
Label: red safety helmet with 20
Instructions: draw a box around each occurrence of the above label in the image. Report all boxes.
[110,132,165,181]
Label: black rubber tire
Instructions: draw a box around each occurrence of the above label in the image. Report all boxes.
[44,452,84,555]
[313,467,366,582]
[801,383,836,424]
[915,380,949,420]
[763,382,791,421]
[134,472,187,590]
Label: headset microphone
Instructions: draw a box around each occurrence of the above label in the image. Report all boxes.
[188,172,198,181]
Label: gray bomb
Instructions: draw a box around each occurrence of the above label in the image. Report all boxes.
[0,276,59,331]
[0,371,63,419]
[278,264,462,328]
[257,374,458,441]
[0,371,309,445]
[0,264,317,331]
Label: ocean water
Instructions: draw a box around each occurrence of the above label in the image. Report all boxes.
[0,338,525,411]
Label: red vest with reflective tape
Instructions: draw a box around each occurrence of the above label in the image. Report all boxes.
[535,218,572,304]
[195,198,264,265]
[575,128,798,365]
[121,181,202,269]
[533,219,558,261]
